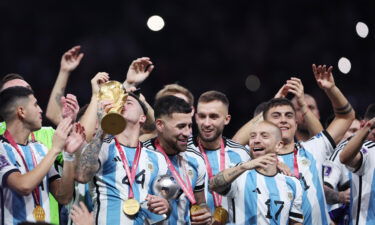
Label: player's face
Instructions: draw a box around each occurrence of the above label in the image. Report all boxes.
[158,113,192,153]
[342,119,360,141]
[249,123,281,158]
[1,79,32,91]
[122,95,145,125]
[22,95,43,131]
[265,105,297,143]
[195,101,230,144]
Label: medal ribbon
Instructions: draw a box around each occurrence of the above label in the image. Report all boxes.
[198,138,224,207]
[4,130,41,206]
[293,144,300,179]
[114,138,141,199]
[155,139,196,205]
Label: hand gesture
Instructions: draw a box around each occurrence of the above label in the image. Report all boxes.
[338,189,350,204]
[277,161,292,176]
[61,94,80,122]
[52,117,73,152]
[124,57,154,88]
[312,64,335,90]
[65,123,86,154]
[242,153,277,170]
[60,46,84,73]
[91,72,110,96]
[146,194,170,215]
[274,84,289,98]
[190,205,212,225]
[70,202,94,225]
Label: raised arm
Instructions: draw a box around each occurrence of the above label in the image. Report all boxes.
[79,72,109,141]
[50,122,85,205]
[6,118,72,196]
[122,57,154,89]
[340,118,375,169]
[232,113,263,145]
[285,77,323,137]
[46,46,84,125]
[209,154,276,194]
[313,64,355,144]
[75,104,108,183]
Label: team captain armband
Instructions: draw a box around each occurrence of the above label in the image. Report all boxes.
[334,103,353,115]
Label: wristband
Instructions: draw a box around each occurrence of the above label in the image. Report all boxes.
[63,151,75,162]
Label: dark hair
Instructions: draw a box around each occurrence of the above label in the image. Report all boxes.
[364,104,375,120]
[0,86,34,121]
[128,92,148,115]
[198,90,229,108]
[154,95,192,119]
[262,98,296,119]
[0,73,25,91]
[253,101,268,117]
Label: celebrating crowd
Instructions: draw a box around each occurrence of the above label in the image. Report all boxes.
[0,46,374,225]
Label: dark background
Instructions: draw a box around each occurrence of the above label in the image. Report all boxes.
[1,0,374,137]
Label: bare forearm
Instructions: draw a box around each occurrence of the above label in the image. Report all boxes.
[340,126,368,167]
[209,165,246,194]
[301,105,323,136]
[75,130,103,183]
[8,149,60,195]
[325,86,354,119]
[324,185,340,204]
[46,70,71,125]
[232,113,263,145]
[52,161,75,205]
[79,96,98,142]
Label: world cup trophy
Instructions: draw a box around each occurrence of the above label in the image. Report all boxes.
[99,81,128,135]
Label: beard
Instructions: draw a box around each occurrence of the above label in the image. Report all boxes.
[198,126,223,143]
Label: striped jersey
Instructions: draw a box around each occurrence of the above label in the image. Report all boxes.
[0,136,60,225]
[344,139,375,225]
[277,131,335,225]
[143,138,206,225]
[323,139,351,212]
[91,137,168,225]
[224,169,304,225]
[187,137,250,223]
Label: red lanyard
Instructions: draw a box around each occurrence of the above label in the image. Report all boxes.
[114,138,141,199]
[293,145,300,179]
[4,130,41,206]
[198,138,225,207]
[155,139,196,205]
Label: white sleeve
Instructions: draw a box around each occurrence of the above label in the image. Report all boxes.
[0,145,19,187]
[289,179,304,223]
[346,147,370,176]
[194,157,206,192]
[301,131,336,164]
[323,160,342,189]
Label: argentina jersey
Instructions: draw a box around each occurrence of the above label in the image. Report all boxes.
[345,140,375,225]
[277,131,336,225]
[187,136,250,223]
[144,138,206,225]
[0,136,60,225]
[224,169,303,225]
[91,137,168,225]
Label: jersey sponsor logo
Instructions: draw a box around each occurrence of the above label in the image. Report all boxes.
[324,166,332,176]
[0,155,10,169]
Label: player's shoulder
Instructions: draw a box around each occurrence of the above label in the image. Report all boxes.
[142,138,156,150]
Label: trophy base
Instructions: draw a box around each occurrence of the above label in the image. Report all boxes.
[101,113,126,135]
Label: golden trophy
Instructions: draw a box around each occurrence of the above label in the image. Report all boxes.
[99,81,128,135]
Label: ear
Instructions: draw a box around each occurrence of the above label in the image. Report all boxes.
[275,140,284,154]
[16,106,26,119]
[224,114,231,125]
[155,119,164,132]
[139,114,146,124]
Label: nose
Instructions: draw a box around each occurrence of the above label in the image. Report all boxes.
[182,126,192,137]
[202,117,211,127]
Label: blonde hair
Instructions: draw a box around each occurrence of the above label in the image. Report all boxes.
[155,84,194,106]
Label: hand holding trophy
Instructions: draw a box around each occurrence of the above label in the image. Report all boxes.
[99,81,128,135]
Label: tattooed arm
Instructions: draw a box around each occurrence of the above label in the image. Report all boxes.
[75,129,104,183]
[209,154,277,194]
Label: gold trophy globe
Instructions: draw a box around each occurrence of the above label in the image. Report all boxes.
[99,81,128,135]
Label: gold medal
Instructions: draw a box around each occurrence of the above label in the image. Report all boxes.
[33,205,45,221]
[190,204,203,214]
[212,206,229,225]
[123,199,140,216]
